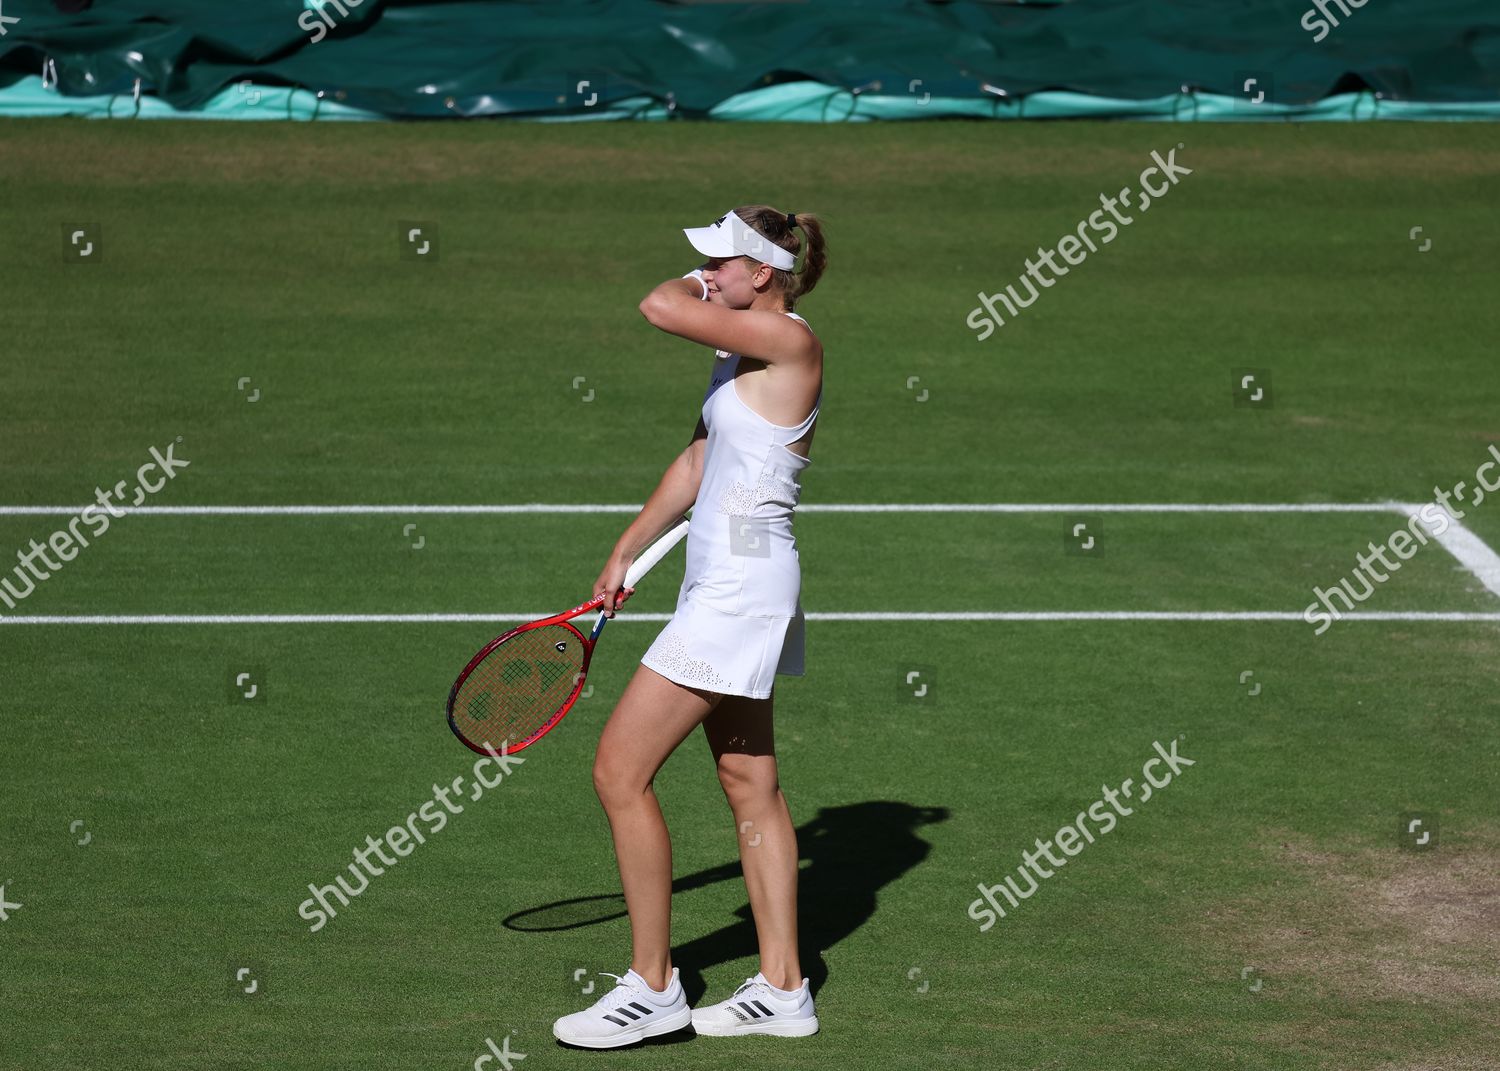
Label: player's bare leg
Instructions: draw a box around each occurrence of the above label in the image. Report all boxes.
[593,663,723,992]
[703,688,803,991]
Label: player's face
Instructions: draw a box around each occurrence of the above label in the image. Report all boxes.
[700,255,769,308]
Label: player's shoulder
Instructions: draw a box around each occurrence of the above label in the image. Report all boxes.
[782,311,822,358]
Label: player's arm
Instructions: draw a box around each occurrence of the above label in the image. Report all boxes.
[606,418,706,579]
[637,278,820,368]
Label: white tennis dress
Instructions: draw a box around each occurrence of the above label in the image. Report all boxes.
[640,311,821,699]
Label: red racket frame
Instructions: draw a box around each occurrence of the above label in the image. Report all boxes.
[446,592,613,756]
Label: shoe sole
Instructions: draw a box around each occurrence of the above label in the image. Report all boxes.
[691,1014,820,1037]
[553,1005,693,1049]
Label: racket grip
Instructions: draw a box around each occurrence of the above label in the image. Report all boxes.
[623,518,689,588]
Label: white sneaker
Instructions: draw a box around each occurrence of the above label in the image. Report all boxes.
[553,967,692,1049]
[691,971,819,1037]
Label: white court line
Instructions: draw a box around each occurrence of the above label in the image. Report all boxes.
[2,502,1496,625]
[5,612,1500,626]
[0,504,641,516]
[1390,501,1500,600]
[0,502,1405,516]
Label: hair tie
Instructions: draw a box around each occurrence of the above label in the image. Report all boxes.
[786,212,797,229]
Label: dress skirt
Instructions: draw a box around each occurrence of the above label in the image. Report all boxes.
[640,593,805,700]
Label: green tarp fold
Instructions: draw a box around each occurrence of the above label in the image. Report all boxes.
[2,0,1497,121]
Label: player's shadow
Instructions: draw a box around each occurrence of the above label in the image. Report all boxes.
[504,800,949,1004]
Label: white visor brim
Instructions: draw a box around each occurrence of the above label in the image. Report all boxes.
[683,210,796,271]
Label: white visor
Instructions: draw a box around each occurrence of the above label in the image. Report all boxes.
[683,209,796,271]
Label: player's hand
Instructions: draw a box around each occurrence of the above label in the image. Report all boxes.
[593,559,636,618]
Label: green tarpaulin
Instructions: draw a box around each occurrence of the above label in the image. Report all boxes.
[2,0,1497,120]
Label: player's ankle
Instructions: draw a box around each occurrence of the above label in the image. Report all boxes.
[760,968,803,992]
[633,964,673,993]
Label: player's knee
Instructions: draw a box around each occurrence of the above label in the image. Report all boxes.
[716,754,778,806]
[591,751,637,806]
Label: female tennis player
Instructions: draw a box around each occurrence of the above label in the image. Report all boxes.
[551,206,827,1048]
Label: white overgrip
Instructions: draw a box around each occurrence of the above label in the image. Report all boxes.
[624,517,690,588]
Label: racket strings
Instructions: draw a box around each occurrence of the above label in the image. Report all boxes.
[451,624,586,751]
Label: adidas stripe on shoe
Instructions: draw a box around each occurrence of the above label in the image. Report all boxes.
[691,971,819,1037]
[553,967,692,1049]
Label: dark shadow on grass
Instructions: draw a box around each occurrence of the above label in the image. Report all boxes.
[506,800,950,1004]
[554,1028,698,1052]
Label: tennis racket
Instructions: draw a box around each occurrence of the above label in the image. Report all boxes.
[446,518,690,756]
